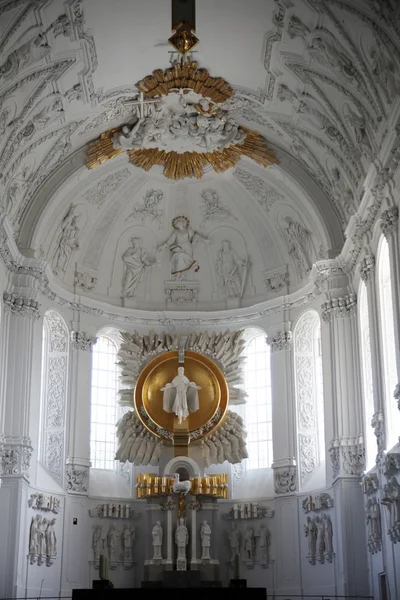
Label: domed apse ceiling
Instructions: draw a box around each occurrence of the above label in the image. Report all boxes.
[1,0,400,311]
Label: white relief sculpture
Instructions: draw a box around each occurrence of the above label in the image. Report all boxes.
[329,167,355,218]
[200,520,212,560]
[256,525,270,565]
[304,516,317,564]
[52,205,80,275]
[107,523,120,562]
[152,521,163,560]
[45,518,57,564]
[83,169,131,208]
[128,189,164,227]
[22,94,65,136]
[370,45,400,104]
[175,517,189,570]
[0,108,10,136]
[159,216,208,280]
[315,516,325,563]
[343,105,373,159]
[122,525,135,562]
[4,166,32,215]
[29,515,41,564]
[284,217,313,279]
[161,366,201,424]
[264,269,289,294]
[75,270,97,292]
[366,498,382,554]
[297,95,338,136]
[381,476,400,543]
[244,526,255,561]
[228,523,241,562]
[199,189,236,227]
[307,29,356,81]
[323,514,333,562]
[121,237,156,298]
[37,517,48,564]
[215,240,248,299]
[93,525,105,561]
[233,167,283,214]
[287,16,310,39]
[172,473,192,495]
[0,33,50,80]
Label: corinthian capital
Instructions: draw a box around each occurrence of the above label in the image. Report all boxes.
[70,331,97,351]
[360,254,376,282]
[321,293,357,322]
[267,331,292,352]
[380,206,399,238]
[3,292,40,319]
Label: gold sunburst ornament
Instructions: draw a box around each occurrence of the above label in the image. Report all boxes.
[86,58,278,180]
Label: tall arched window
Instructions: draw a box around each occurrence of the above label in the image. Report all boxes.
[358,282,375,470]
[243,332,273,469]
[378,237,399,449]
[294,310,325,487]
[90,335,119,470]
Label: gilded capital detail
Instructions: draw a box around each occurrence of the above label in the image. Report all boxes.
[321,293,357,322]
[3,292,40,319]
[380,206,399,238]
[70,331,97,351]
[360,255,375,282]
[268,331,292,352]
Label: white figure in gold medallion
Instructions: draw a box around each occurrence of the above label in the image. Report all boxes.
[161,366,201,424]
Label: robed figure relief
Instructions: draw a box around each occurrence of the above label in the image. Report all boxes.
[158,216,208,280]
[161,366,201,424]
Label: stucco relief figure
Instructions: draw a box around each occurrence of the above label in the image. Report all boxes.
[112,119,145,150]
[161,366,201,424]
[38,517,48,558]
[284,217,313,279]
[108,523,120,562]
[0,33,50,80]
[152,521,163,560]
[200,521,212,559]
[308,29,356,81]
[228,523,241,561]
[93,525,104,561]
[121,237,156,298]
[343,105,373,159]
[175,518,189,560]
[199,189,236,227]
[215,240,248,298]
[257,525,270,563]
[158,216,208,280]
[123,525,135,561]
[304,516,317,563]
[315,516,325,562]
[53,205,80,275]
[24,94,64,135]
[29,515,41,562]
[45,519,57,558]
[244,526,255,561]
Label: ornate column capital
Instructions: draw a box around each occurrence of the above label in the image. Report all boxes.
[0,436,33,481]
[267,330,292,352]
[3,292,40,319]
[70,331,97,351]
[380,206,399,238]
[273,465,297,494]
[360,254,376,283]
[65,458,90,493]
[329,437,365,479]
[321,293,357,322]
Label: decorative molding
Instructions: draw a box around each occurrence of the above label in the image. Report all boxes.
[89,503,138,519]
[264,268,289,294]
[65,462,89,494]
[70,331,97,351]
[302,493,334,513]
[28,493,61,514]
[83,168,131,208]
[321,293,357,322]
[74,269,98,292]
[3,292,40,319]
[273,465,297,494]
[361,473,379,495]
[360,254,376,282]
[233,167,284,214]
[165,281,199,305]
[380,206,399,238]
[342,441,365,476]
[268,331,292,352]
[1,437,33,480]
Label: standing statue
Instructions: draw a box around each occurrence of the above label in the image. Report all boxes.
[215,240,248,298]
[158,216,208,280]
[161,366,201,424]
[257,524,270,563]
[175,517,189,568]
[38,517,48,558]
[284,217,313,279]
[107,523,120,562]
[304,516,317,562]
[93,525,104,561]
[121,237,156,298]
[152,521,163,560]
[323,514,333,559]
[53,205,80,275]
[315,516,325,562]
[228,522,241,562]
[29,515,41,562]
[244,526,255,561]
[122,525,135,562]
[200,521,212,560]
[45,519,57,557]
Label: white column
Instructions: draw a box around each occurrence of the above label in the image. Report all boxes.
[268,326,297,494]
[166,497,174,566]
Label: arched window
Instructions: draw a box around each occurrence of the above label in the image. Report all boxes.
[39,310,69,485]
[90,335,119,470]
[243,332,273,469]
[294,310,325,487]
[378,237,399,449]
[358,282,375,470]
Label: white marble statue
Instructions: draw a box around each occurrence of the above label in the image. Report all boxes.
[304,516,317,561]
[323,514,333,557]
[315,516,325,562]
[285,217,313,279]
[122,525,135,562]
[53,205,80,275]
[244,526,255,561]
[93,525,104,561]
[29,515,41,560]
[257,525,270,563]
[172,473,192,495]
[161,366,201,424]
[107,523,120,562]
[200,521,212,560]
[228,523,241,561]
[215,240,247,298]
[158,216,208,280]
[200,189,235,227]
[152,521,163,560]
[122,237,156,298]
[45,519,57,557]
[112,119,145,150]
[175,517,189,561]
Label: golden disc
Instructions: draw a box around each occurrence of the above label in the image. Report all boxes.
[134,350,228,437]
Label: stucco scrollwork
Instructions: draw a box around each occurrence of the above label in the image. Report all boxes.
[299,434,317,484]
[66,463,89,493]
[70,331,97,351]
[268,331,292,353]
[321,294,357,322]
[83,169,131,208]
[233,167,283,214]
[3,292,40,319]
[380,206,399,238]
[274,465,297,494]
[360,254,376,282]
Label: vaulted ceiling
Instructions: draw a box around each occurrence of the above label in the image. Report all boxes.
[1,0,399,310]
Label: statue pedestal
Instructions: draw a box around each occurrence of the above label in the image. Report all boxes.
[165,281,199,306]
[176,557,187,571]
